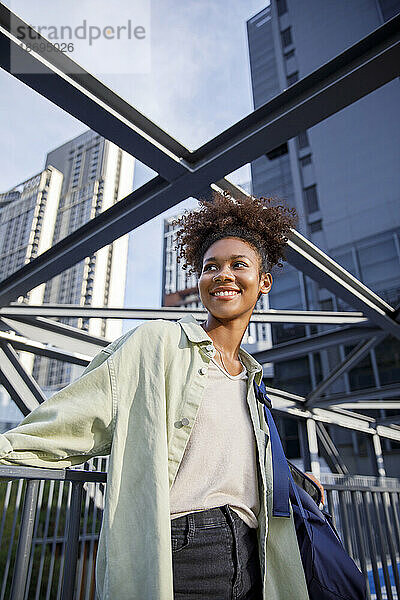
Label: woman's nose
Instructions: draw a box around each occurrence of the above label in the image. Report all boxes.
[212,268,234,281]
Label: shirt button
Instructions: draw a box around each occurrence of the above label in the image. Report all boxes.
[174,418,189,429]
[205,344,213,352]
[199,367,207,375]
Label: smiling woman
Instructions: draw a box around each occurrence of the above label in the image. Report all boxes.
[0,191,307,600]
[164,192,303,598]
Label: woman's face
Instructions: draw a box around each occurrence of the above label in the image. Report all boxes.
[198,237,272,322]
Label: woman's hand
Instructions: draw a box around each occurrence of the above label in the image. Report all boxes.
[305,472,325,505]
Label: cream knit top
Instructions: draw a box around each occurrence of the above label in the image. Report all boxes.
[170,357,260,528]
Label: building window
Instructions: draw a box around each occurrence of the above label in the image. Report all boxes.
[297,131,309,149]
[277,0,288,16]
[281,27,292,48]
[284,49,295,60]
[300,155,312,167]
[287,72,298,86]
[304,185,319,213]
[310,219,323,233]
[266,142,288,160]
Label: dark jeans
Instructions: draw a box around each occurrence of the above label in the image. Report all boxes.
[171,505,263,600]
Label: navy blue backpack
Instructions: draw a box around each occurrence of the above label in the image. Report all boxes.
[254,380,367,600]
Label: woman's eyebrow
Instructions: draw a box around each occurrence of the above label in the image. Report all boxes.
[203,254,249,263]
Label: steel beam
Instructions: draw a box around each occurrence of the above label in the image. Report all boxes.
[331,401,400,409]
[315,422,349,475]
[1,317,108,357]
[269,397,400,441]
[0,14,399,306]
[253,325,380,364]
[265,393,400,443]
[0,342,45,415]
[0,304,367,325]
[305,334,387,406]
[264,385,306,407]
[311,385,400,408]
[0,331,90,366]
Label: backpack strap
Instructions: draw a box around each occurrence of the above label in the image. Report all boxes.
[253,380,290,518]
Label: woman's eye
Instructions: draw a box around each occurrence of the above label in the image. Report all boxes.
[203,264,216,272]
[234,261,247,268]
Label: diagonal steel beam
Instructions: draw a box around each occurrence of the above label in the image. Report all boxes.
[315,422,349,475]
[0,331,90,366]
[1,316,108,357]
[0,13,399,308]
[0,304,368,325]
[0,342,45,415]
[264,385,306,408]
[253,324,380,364]
[305,334,387,406]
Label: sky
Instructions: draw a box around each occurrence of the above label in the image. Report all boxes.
[0,0,268,329]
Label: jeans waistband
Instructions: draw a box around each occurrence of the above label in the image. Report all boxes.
[171,505,244,529]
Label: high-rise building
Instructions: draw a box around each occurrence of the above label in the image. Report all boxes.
[0,130,134,392]
[247,1,400,473]
[0,167,63,298]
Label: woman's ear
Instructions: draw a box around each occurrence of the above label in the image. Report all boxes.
[259,272,273,295]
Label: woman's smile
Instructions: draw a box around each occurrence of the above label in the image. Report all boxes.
[210,286,241,299]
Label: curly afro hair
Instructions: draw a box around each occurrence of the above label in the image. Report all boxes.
[173,191,297,276]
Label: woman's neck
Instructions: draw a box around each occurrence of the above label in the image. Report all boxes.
[201,315,248,360]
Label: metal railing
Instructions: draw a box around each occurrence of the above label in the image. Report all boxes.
[321,474,400,600]
[0,460,106,600]
[0,466,399,599]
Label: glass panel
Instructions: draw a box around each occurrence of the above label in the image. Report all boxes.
[374,336,400,386]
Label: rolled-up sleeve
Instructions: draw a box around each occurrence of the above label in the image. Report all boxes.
[0,349,116,468]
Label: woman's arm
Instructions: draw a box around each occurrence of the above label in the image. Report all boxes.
[0,348,115,469]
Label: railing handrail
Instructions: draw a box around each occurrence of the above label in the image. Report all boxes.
[322,482,400,492]
[0,465,107,483]
[320,472,400,492]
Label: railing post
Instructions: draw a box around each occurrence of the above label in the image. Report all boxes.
[306,418,320,478]
[61,481,84,600]
[10,479,40,600]
[298,419,312,471]
[372,434,386,477]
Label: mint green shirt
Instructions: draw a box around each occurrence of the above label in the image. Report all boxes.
[0,315,309,600]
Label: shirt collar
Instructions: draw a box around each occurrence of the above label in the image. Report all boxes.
[178,314,263,383]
